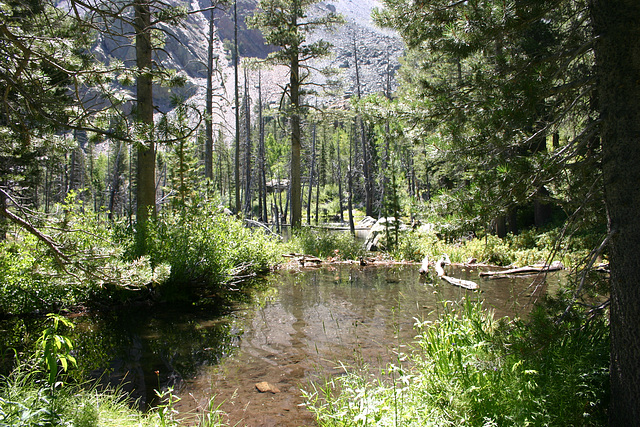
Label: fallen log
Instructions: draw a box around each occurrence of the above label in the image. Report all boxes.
[479,261,564,277]
[282,253,323,266]
[435,255,479,290]
[439,274,480,290]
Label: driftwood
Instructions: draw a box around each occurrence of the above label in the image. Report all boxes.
[479,261,564,277]
[282,253,323,266]
[439,275,480,290]
[418,256,430,275]
[435,255,479,290]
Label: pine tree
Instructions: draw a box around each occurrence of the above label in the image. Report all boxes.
[247,0,343,228]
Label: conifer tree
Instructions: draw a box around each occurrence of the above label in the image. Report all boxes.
[248,0,343,228]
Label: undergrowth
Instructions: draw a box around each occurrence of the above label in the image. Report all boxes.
[304,298,609,426]
[285,228,366,260]
[0,314,229,427]
[143,203,281,302]
[391,228,589,268]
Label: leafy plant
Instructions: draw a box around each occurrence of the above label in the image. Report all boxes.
[145,201,280,301]
[286,228,365,260]
[37,313,77,386]
[305,298,609,426]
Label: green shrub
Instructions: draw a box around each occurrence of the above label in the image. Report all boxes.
[393,229,564,266]
[285,228,365,260]
[305,298,609,426]
[146,203,280,301]
[0,200,167,315]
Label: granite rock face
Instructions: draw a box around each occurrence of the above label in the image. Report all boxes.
[90,0,403,117]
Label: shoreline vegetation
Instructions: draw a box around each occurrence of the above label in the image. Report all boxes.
[0,214,609,426]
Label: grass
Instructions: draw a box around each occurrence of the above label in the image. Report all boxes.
[390,227,590,268]
[0,363,230,427]
[304,298,609,426]
[284,228,366,260]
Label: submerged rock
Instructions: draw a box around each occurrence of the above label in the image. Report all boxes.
[255,381,280,394]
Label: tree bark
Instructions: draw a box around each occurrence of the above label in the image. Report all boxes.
[353,37,373,216]
[233,0,241,213]
[243,68,252,216]
[204,4,215,180]
[258,70,268,222]
[335,125,345,222]
[290,33,302,228]
[134,0,156,253]
[590,0,640,423]
[307,122,316,225]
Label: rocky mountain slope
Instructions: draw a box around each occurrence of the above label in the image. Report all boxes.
[93,0,404,126]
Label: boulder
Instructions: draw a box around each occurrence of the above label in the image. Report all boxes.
[364,217,408,251]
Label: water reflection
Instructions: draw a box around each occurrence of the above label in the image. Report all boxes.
[170,264,562,426]
[22,263,562,425]
[72,304,241,409]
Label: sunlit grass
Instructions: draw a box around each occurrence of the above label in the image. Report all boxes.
[285,228,366,260]
[0,363,229,427]
[304,298,609,426]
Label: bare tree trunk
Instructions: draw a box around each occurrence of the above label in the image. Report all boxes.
[335,126,345,222]
[108,141,123,220]
[258,70,268,222]
[290,40,302,228]
[243,68,252,217]
[353,37,373,216]
[233,0,241,213]
[134,0,156,254]
[0,190,7,241]
[347,124,355,236]
[307,122,316,225]
[204,4,215,180]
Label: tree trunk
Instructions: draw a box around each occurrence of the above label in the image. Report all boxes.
[233,0,241,213]
[0,190,7,241]
[290,42,302,228]
[134,0,156,253]
[354,38,373,216]
[347,126,355,236]
[258,71,268,222]
[108,141,123,220]
[590,0,640,423]
[307,123,316,225]
[243,68,252,217]
[335,126,345,222]
[204,4,215,180]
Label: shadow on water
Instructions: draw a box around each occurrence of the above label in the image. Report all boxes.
[2,264,564,425]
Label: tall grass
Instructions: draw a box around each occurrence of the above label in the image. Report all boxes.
[285,228,366,260]
[304,298,609,426]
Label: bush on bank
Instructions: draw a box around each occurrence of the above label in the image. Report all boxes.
[0,199,282,314]
[143,203,281,302]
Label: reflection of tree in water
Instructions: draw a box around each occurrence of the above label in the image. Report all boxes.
[71,304,240,409]
[0,317,45,376]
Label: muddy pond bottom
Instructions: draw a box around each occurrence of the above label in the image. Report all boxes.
[170,264,560,426]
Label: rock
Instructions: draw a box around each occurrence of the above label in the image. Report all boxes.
[255,381,280,394]
[363,217,408,251]
[357,216,377,228]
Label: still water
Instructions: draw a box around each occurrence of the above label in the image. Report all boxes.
[72,263,562,426]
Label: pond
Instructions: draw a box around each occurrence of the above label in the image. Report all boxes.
[67,263,563,426]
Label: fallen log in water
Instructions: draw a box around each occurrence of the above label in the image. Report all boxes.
[282,253,324,266]
[439,274,480,290]
[435,255,479,290]
[479,261,564,277]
